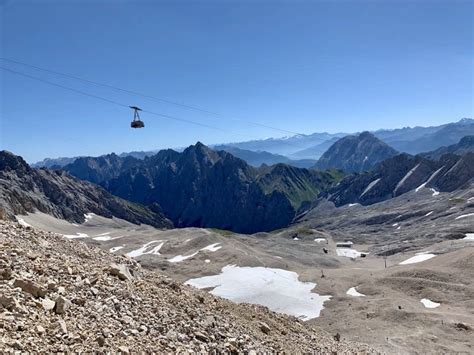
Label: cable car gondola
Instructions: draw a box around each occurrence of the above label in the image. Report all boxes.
[130,106,145,128]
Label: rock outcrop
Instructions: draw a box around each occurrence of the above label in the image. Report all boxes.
[0,151,171,228]
[0,220,371,353]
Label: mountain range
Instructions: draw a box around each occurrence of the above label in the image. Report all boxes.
[61,143,340,233]
[0,151,171,228]
[32,118,473,169]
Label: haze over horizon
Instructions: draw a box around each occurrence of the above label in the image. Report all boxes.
[1,0,472,162]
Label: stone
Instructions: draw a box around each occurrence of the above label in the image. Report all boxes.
[36,325,45,334]
[194,331,209,343]
[109,263,133,281]
[118,346,130,354]
[54,296,71,314]
[57,320,68,334]
[41,298,56,311]
[258,321,271,334]
[96,336,105,347]
[13,279,47,298]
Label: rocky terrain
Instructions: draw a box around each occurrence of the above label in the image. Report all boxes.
[314,132,398,173]
[0,151,171,228]
[323,150,474,207]
[0,220,372,353]
[63,142,340,233]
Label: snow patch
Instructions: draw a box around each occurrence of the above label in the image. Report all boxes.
[415,167,444,192]
[394,164,420,194]
[336,248,364,259]
[204,259,211,263]
[126,241,164,258]
[424,211,433,217]
[348,203,359,207]
[399,253,436,265]
[168,252,199,263]
[109,246,124,253]
[17,218,31,227]
[185,265,331,320]
[360,178,381,198]
[463,233,474,240]
[421,298,440,309]
[314,238,326,243]
[455,213,474,220]
[63,233,89,239]
[430,188,439,196]
[346,287,365,297]
[84,213,95,222]
[201,243,222,252]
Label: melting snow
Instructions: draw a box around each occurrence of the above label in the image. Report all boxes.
[336,248,364,259]
[399,253,436,265]
[204,259,211,263]
[126,241,164,258]
[201,243,222,252]
[348,203,359,207]
[415,167,444,192]
[360,178,381,198]
[463,233,474,240]
[168,252,199,263]
[424,211,434,217]
[455,213,474,220]
[421,298,440,309]
[17,218,31,227]
[84,213,95,221]
[392,223,399,227]
[314,238,326,243]
[394,164,420,194]
[109,246,124,253]
[93,236,113,241]
[346,287,366,297]
[185,265,331,320]
[430,188,439,196]
[63,233,89,239]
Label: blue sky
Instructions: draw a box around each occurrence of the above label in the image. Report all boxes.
[1,0,472,162]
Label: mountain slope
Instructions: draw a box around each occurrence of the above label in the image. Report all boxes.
[0,151,171,228]
[314,132,398,173]
[420,135,474,160]
[323,152,474,207]
[65,143,339,233]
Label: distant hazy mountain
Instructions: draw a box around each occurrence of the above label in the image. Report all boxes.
[323,151,474,207]
[31,156,82,169]
[289,137,341,160]
[314,132,398,173]
[374,118,474,154]
[213,145,316,168]
[63,143,340,233]
[420,136,474,160]
[0,151,172,228]
[222,132,347,156]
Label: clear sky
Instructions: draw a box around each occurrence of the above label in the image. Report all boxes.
[0,0,472,162]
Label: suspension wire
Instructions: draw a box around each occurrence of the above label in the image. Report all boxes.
[0,57,303,136]
[0,66,227,132]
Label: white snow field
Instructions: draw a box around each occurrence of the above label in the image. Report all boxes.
[185,265,331,320]
[63,233,89,239]
[126,241,164,258]
[421,298,440,309]
[336,248,364,258]
[200,243,222,252]
[168,252,199,263]
[463,233,474,240]
[17,218,31,227]
[399,253,436,265]
[346,287,366,297]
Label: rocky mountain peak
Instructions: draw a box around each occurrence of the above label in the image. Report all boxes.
[0,151,31,172]
[314,132,398,173]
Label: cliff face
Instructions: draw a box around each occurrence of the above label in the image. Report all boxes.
[0,151,171,228]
